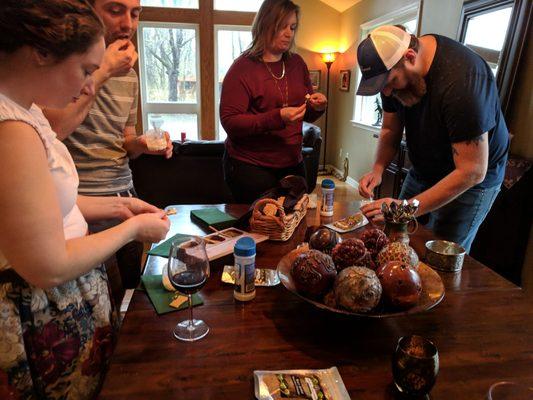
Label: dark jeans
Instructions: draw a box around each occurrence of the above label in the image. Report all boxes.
[87,188,144,291]
[399,169,501,253]
[223,153,306,204]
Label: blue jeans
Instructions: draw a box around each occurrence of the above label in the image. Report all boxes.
[399,170,501,253]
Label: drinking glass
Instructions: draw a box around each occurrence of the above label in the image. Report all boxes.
[487,381,533,400]
[167,236,210,341]
[392,335,439,397]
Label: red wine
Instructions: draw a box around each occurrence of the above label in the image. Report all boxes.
[170,271,207,294]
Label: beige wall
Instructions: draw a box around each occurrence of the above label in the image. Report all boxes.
[293,0,342,159]
[294,0,341,53]
[326,0,419,181]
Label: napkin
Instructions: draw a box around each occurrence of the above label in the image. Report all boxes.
[190,208,237,231]
[146,233,191,258]
[141,274,203,315]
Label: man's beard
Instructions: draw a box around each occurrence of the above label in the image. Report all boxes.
[392,70,427,107]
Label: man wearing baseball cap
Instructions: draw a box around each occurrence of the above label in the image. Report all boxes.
[357,25,509,252]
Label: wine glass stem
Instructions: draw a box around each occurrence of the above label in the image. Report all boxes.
[188,294,193,328]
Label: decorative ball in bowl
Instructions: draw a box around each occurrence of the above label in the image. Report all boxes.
[277,238,445,318]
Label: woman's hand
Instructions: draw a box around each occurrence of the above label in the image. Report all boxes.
[308,92,327,111]
[130,212,170,243]
[117,197,162,220]
[280,103,306,124]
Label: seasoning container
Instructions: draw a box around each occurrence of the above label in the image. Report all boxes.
[181,131,186,142]
[320,179,335,217]
[234,237,256,301]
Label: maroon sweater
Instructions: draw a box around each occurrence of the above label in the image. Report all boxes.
[220,53,324,168]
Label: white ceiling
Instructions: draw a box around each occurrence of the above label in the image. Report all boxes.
[318,0,362,13]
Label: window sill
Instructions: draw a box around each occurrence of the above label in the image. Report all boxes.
[350,120,381,137]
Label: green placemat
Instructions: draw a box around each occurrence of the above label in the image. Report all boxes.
[141,274,203,315]
[190,208,237,231]
[146,233,191,257]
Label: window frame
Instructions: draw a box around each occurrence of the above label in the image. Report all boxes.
[458,0,531,118]
[351,4,420,133]
[214,24,253,140]
[138,21,201,139]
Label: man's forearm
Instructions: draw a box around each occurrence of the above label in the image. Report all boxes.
[77,195,119,222]
[411,169,478,216]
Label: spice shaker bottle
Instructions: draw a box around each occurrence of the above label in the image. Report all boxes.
[320,179,335,217]
[234,237,256,301]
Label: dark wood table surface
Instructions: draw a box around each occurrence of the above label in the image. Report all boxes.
[100,203,533,399]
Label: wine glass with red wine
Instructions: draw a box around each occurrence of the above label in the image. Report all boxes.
[168,236,210,341]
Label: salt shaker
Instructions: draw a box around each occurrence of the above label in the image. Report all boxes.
[234,237,256,302]
[320,179,335,217]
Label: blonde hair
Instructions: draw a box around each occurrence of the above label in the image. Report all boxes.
[243,0,300,60]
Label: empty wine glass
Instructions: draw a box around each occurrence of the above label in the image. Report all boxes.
[167,236,210,342]
[392,335,439,397]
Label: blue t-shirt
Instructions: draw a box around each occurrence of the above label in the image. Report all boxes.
[381,34,509,189]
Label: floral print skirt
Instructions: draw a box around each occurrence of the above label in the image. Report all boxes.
[0,265,119,399]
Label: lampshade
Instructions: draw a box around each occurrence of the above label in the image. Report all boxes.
[321,52,337,64]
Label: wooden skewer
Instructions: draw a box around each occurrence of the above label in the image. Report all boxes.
[208,225,219,233]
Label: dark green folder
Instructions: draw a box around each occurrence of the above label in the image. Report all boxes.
[190,208,237,231]
[141,274,203,315]
[146,233,191,258]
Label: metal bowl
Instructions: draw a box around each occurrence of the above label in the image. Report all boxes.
[425,240,465,272]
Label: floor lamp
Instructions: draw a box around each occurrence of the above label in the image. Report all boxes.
[318,52,337,175]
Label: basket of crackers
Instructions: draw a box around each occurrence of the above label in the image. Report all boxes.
[250,194,309,241]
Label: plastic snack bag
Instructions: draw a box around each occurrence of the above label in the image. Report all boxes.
[254,367,350,400]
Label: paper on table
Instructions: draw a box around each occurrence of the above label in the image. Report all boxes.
[141,274,203,315]
[190,208,237,231]
[146,233,191,257]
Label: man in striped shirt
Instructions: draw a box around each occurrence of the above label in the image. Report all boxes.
[44,0,173,293]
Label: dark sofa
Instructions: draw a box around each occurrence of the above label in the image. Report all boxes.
[130,122,322,208]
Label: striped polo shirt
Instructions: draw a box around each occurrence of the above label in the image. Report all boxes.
[64,69,139,195]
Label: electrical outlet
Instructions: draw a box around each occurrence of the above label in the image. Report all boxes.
[339,148,343,158]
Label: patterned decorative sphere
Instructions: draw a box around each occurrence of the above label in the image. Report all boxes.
[332,238,375,271]
[377,241,419,270]
[291,250,337,298]
[334,266,382,313]
[360,228,389,259]
[309,227,342,255]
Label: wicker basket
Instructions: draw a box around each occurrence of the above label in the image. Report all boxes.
[249,194,309,241]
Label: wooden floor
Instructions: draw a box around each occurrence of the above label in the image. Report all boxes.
[315,174,363,202]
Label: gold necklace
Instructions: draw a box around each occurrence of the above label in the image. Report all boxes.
[263,60,289,107]
[263,60,285,79]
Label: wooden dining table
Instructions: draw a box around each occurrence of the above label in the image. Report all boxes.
[99,202,533,399]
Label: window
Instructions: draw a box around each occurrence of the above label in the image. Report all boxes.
[138,22,200,140]
[137,2,256,140]
[141,0,198,9]
[457,0,529,117]
[352,5,419,130]
[214,0,263,12]
[214,26,253,140]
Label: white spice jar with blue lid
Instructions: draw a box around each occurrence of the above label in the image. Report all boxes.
[320,179,335,217]
[234,237,256,301]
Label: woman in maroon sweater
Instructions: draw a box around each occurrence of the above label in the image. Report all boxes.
[220,0,327,203]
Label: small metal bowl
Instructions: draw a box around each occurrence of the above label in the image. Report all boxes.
[425,240,465,272]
